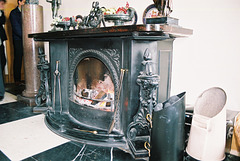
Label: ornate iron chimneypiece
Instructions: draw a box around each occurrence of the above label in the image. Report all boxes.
[30,25,192,159]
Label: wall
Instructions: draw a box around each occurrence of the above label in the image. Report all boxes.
[170,0,240,111]
[38,0,240,111]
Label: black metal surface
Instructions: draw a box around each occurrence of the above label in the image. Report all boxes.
[44,111,127,148]
[69,101,113,131]
[126,48,160,159]
[150,92,186,161]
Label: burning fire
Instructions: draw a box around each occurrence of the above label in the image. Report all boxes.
[107,89,114,94]
[99,101,106,107]
[73,58,115,112]
[74,87,115,112]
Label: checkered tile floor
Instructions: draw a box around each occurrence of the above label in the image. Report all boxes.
[0,84,239,161]
[0,96,138,161]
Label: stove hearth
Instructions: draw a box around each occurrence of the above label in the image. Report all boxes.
[30,25,192,159]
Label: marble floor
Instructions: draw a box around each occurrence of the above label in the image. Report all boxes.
[0,84,143,161]
[0,84,239,161]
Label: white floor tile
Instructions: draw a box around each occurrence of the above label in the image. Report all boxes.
[0,92,17,105]
[0,114,69,161]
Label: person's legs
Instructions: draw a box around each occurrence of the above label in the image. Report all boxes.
[0,44,5,100]
[0,44,6,72]
[13,40,23,83]
[0,64,4,100]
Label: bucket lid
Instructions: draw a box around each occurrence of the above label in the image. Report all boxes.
[194,87,227,118]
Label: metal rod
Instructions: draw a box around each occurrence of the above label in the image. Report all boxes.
[108,69,128,134]
[53,60,62,114]
[58,73,62,114]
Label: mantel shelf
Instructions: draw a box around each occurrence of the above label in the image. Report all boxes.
[29,24,193,41]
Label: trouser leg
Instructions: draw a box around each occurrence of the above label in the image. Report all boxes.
[0,44,5,97]
[0,44,6,72]
[13,40,23,82]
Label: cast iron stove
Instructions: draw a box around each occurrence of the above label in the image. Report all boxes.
[30,25,192,159]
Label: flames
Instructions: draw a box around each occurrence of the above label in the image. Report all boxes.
[107,88,114,94]
[74,87,114,112]
[73,57,115,112]
[99,101,106,107]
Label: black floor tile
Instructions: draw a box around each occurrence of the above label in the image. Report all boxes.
[0,102,38,124]
[0,151,11,161]
[22,141,144,161]
[184,153,240,161]
[22,142,90,161]
[225,154,240,161]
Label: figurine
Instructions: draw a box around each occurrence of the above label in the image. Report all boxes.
[153,0,172,16]
[78,1,105,28]
[46,0,61,19]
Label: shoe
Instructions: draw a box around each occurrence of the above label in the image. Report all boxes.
[0,96,4,101]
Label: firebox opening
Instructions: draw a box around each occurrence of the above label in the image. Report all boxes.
[73,57,115,112]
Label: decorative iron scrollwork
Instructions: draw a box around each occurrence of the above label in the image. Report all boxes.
[35,48,52,107]
[100,49,120,74]
[127,48,160,158]
[69,48,83,63]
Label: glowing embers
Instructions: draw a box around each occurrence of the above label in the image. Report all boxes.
[73,58,115,112]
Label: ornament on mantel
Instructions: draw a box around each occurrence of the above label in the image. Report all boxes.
[46,0,61,19]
